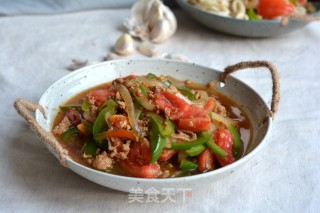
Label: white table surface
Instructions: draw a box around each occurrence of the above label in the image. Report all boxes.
[0,8,319,213]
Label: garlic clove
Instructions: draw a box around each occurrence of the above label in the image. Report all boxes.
[163,6,177,35]
[105,52,123,61]
[138,41,159,57]
[114,33,135,56]
[125,21,149,41]
[145,0,163,29]
[150,19,171,43]
[131,0,150,23]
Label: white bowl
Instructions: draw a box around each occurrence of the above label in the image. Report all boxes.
[176,0,320,37]
[34,59,271,192]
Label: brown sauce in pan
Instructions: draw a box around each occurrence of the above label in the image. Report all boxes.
[52,77,252,178]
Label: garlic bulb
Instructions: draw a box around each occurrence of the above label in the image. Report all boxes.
[114,33,135,56]
[125,0,177,43]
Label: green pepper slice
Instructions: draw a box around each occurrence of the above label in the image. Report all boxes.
[177,86,196,101]
[149,114,166,163]
[146,73,157,79]
[180,159,198,170]
[186,145,206,156]
[149,113,174,137]
[93,99,117,137]
[161,118,175,137]
[205,140,227,158]
[60,105,82,111]
[169,136,212,150]
[84,139,97,157]
[98,99,111,111]
[199,131,227,157]
[227,124,243,159]
[81,99,90,112]
[61,127,78,140]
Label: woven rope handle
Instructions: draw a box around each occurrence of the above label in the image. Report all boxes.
[220,61,280,120]
[281,14,320,26]
[14,99,68,167]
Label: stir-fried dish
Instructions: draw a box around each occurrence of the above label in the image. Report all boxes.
[188,0,317,20]
[52,74,251,178]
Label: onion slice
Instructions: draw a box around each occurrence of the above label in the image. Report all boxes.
[118,84,140,136]
[210,112,237,127]
[134,76,165,88]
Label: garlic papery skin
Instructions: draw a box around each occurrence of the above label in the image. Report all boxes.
[125,0,177,43]
[66,59,88,71]
[162,53,190,62]
[114,33,135,56]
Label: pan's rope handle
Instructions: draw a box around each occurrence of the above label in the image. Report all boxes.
[281,14,320,26]
[220,61,280,120]
[14,99,68,167]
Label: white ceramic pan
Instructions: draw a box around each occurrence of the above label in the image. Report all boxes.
[14,59,279,192]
